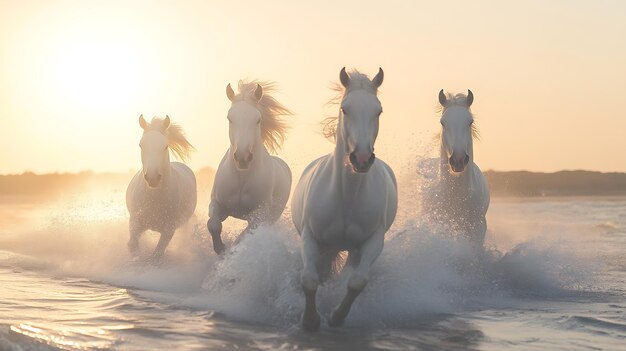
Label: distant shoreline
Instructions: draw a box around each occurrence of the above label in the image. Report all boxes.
[1,169,625,198]
[483,170,626,197]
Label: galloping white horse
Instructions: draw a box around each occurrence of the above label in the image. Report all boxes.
[126,115,197,261]
[207,80,292,254]
[435,90,490,247]
[291,68,398,331]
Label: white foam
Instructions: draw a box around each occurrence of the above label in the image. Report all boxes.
[0,168,603,329]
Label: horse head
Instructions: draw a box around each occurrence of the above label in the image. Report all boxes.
[339,67,384,173]
[438,89,475,173]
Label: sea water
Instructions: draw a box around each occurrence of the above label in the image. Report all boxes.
[0,184,624,350]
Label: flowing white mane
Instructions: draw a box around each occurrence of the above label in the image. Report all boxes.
[144,117,195,162]
[233,80,292,154]
[322,70,380,141]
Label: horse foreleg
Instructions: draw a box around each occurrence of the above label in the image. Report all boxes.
[474,215,487,249]
[151,229,174,262]
[207,202,227,254]
[329,231,384,327]
[300,228,321,332]
[128,217,144,255]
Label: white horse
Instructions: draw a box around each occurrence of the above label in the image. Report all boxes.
[435,90,490,247]
[207,80,292,254]
[126,115,197,261]
[291,68,398,331]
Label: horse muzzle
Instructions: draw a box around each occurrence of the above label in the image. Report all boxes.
[144,172,162,188]
[233,150,253,170]
[349,151,376,173]
[449,152,469,173]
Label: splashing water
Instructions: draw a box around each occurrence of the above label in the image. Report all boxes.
[0,164,624,350]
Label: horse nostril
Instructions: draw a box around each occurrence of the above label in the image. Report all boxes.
[143,173,148,181]
[463,154,470,166]
[349,152,357,165]
[368,153,376,166]
[246,153,253,162]
[156,174,162,181]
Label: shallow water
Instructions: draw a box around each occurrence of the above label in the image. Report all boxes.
[0,192,625,350]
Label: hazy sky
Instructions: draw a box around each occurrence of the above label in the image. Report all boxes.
[1,0,625,175]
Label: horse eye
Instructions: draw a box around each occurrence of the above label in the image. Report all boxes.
[341,107,346,114]
[164,146,168,151]
[257,119,261,124]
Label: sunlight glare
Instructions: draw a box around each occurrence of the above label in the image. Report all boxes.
[52,38,142,109]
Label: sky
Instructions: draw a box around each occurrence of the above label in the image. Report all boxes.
[1,0,625,175]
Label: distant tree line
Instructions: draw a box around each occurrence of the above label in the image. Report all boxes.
[484,170,626,197]
[1,169,624,198]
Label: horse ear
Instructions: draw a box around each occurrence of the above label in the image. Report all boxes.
[139,114,148,130]
[254,84,263,102]
[163,115,171,130]
[466,90,474,107]
[339,67,350,88]
[226,84,235,101]
[372,67,384,88]
[438,89,447,107]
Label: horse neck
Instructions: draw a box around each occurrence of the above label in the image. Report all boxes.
[332,116,368,200]
[333,117,346,167]
[252,141,271,167]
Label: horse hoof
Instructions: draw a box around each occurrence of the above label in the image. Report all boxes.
[147,252,165,266]
[213,242,226,255]
[301,312,321,332]
[328,311,345,328]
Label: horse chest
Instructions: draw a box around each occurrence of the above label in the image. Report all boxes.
[136,195,179,229]
[309,201,379,248]
[219,175,270,216]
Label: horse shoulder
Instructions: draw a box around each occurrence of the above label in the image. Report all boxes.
[368,160,399,228]
[126,171,145,213]
[211,151,238,201]
[471,163,490,211]
[292,155,334,232]
[171,162,195,181]
[302,156,336,195]
[269,155,292,196]
[270,156,292,181]
[375,158,397,190]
